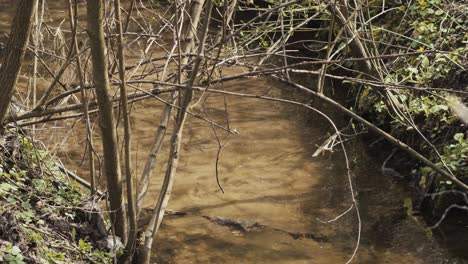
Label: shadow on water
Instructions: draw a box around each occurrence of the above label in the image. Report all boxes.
[143,78,464,263]
[288,80,468,263]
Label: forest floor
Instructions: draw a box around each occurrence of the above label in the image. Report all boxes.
[0,133,114,263]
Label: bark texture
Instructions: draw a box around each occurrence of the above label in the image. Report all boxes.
[0,0,35,130]
[86,0,127,241]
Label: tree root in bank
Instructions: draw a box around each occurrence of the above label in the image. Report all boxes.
[424,190,468,229]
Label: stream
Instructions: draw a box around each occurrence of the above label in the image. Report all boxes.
[42,76,462,263]
[0,1,466,263]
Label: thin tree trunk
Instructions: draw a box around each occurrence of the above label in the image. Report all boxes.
[192,0,238,108]
[0,0,36,132]
[136,1,210,263]
[68,0,96,196]
[109,0,135,76]
[113,0,137,262]
[86,0,127,241]
[136,0,205,211]
[325,0,377,77]
[31,0,42,137]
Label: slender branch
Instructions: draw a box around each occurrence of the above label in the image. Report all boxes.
[113,0,137,261]
[139,1,211,263]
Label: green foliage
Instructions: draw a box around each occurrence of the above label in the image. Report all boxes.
[78,239,92,253]
[15,203,35,224]
[0,182,17,196]
[0,134,112,263]
[382,0,466,86]
[438,133,467,179]
[40,248,66,263]
[355,0,467,192]
[418,132,467,190]
[0,245,25,264]
[23,228,43,245]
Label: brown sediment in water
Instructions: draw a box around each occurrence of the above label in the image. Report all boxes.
[52,75,451,263]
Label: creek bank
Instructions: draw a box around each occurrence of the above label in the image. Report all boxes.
[257,0,468,250]
[275,71,468,261]
[0,132,115,263]
[238,0,467,215]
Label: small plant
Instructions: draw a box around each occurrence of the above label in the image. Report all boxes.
[0,245,25,264]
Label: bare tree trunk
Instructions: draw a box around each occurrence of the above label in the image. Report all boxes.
[113,0,137,262]
[325,0,377,77]
[136,1,211,263]
[136,0,205,210]
[0,0,36,132]
[86,0,127,241]
[68,0,97,196]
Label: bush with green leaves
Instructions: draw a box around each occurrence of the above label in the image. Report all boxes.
[356,0,467,191]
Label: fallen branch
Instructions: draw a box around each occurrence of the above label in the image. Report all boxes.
[57,164,105,197]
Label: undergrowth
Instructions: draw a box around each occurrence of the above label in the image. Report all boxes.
[0,132,113,263]
[355,0,467,194]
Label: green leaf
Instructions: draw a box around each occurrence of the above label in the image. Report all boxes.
[4,253,25,264]
[420,56,430,68]
[429,104,449,113]
[10,246,21,256]
[16,210,35,224]
[0,183,18,195]
[419,175,427,189]
[454,133,464,143]
[78,239,91,253]
[403,198,413,216]
[407,67,418,74]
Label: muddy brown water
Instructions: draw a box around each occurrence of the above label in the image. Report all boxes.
[1,2,466,264]
[24,76,467,263]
